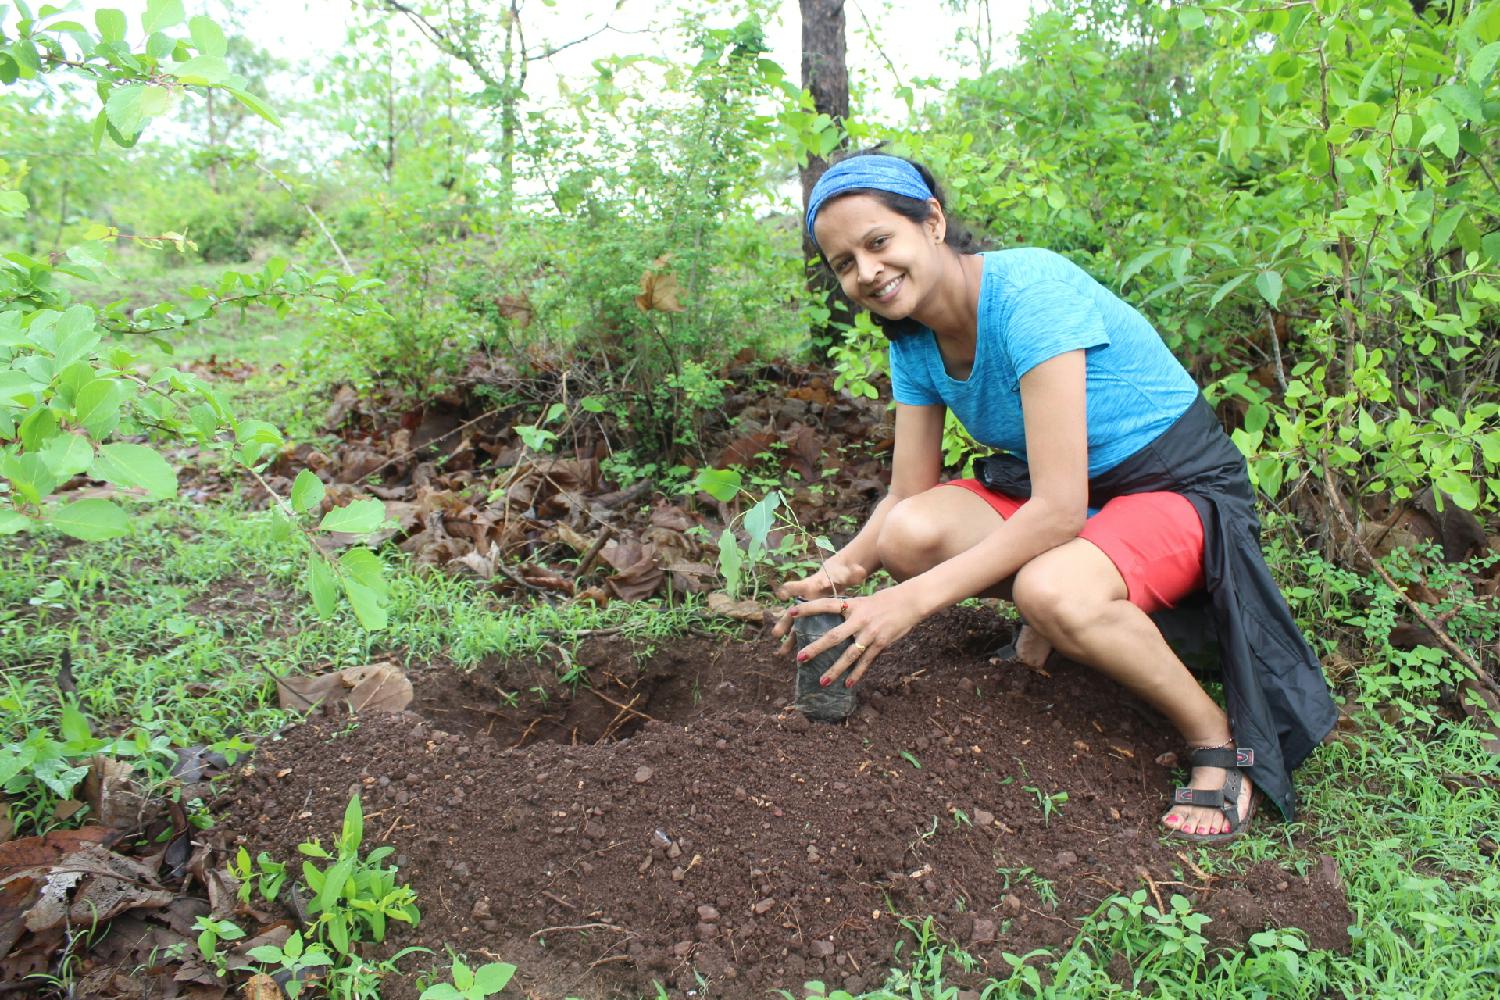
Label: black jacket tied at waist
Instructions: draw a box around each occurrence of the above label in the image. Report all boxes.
[973,395,1337,821]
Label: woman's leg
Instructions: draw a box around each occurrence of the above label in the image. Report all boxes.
[1010,539,1251,836]
[875,485,1249,835]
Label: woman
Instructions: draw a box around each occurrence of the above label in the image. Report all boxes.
[773,151,1337,842]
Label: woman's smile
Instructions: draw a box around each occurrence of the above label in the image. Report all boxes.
[869,273,904,304]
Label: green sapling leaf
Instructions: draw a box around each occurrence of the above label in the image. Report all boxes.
[472,962,517,994]
[306,557,337,618]
[91,443,178,500]
[290,470,326,514]
[743,490,781,560]
[718,529,744,599]
[318,498,384,534]
[48,498,131,540]
[695,467,741,502]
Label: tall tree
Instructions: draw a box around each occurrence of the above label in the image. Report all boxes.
[798,0,849,352]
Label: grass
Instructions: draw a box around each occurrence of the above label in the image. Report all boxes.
[8,262,1500,998]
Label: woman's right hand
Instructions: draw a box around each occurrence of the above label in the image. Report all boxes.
[776,559,865,602]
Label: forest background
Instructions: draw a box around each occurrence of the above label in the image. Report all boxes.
[1,0,1499,997]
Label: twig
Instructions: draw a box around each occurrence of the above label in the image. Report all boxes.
[1321,461,1498,699]
[1137,866,1165,912]
[248,160,352,275]
[586,686,658,725]
[529,922,625,939]
[575,524,615,578]
[355,406,507,484]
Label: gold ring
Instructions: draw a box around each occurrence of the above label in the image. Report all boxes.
[853,642,868,652]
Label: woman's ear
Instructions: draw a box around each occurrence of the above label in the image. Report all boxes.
[926,198,946,244]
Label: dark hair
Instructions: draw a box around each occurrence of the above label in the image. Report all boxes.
[816,148,987,338]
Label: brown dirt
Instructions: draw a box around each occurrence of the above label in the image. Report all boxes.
[220,606,1351,998]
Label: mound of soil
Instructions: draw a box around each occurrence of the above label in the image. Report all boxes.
[221,607,1351,998]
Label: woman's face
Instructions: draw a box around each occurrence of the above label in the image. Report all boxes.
[812,194,946,320]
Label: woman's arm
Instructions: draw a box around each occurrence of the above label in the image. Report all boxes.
[779,401,946,598]
[795,350,1091,685]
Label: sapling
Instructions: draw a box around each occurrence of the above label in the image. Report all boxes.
[695,468,856,720]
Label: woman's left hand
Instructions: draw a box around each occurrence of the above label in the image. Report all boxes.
[772,584,927,689]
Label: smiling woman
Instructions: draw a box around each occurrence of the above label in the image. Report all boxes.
[771,149,1338,845]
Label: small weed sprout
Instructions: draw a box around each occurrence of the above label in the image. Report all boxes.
[192,916,245,978]
[419,955,517,1000]
[1023,785,1068,825]
[297,794,421,956]
[246,931,332,998]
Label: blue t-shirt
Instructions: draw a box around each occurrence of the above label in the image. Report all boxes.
[889,248,1200,478]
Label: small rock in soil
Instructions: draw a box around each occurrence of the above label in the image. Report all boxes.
[752,898,775,914]
[970,918,997,945]
[697,904,720,921]
[1056,850,1079,869]
[634,766,654,784]
[695,922,718,940]
[974,809,995,827]
[809,940,835,958]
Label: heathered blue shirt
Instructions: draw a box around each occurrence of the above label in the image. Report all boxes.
[889,248,1200,478]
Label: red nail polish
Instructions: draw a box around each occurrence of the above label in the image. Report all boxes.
[788,609,798,617]
[844,679,853,688]
[797,653,807,662]
[819,677,830,687]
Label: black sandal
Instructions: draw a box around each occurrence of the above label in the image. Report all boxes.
[1165,745,1257,844]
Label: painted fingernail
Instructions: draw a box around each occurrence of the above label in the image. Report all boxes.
[844,679,854,688]
[819,677,830,687]
[788,609,798,617]
[797,652,808,662]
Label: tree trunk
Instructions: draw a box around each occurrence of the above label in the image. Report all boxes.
[799,0,849,357]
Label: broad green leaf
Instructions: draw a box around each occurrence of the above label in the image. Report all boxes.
[717,529,744,599]
[743,490,781,559]
[95,8,127,41]
[1254,270,1284,309]
[0,453,61,504]
[0,508,30,535]
[339,548,387,629]
[1342,101,1380,128]
[48,498,131,540]
[91,443,178,500]
[0,190,26,217]
[188,15,227,56]
[694,467,742,502]
[1472,41,1500,85]
[19,408,59,450]
[580,395,605,413]
[104,84,173,137]
[472,963,517,993]
[316,857,355,913]
[1207,272,1253,311]
[341,577,387,630]
[1436,83,1483,123]
[419,986,464,1000]
[142,0,185,34]
[168,54,228,85]
[1431,205,1464,252]
[308,558,338,618]
[290,469,326,514]
[452,959,474,992]
[225,86,282,128]
[40,434,93,479]
[59,700,91,743]
[1118,246,1168,288]
[318,498,384,534]
[1244,404,1269,436]
[1178,6,1205,30]
[73,379,123,437]
[0,371,43,407]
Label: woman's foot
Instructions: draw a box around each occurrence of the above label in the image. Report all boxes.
[1014,623,1053,668]
[1161,745,1256,838]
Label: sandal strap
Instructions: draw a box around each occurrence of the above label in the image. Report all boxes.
[1186,745,1255,769]
[1173,769,1246,828]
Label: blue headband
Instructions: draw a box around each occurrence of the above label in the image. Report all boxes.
[805,155,934,239]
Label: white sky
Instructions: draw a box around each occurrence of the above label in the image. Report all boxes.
[235,0,1032,122]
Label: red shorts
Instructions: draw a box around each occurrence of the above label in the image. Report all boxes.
[943,479,1205,614]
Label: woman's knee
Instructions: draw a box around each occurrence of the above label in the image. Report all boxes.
[1012,556,1106,641]
[875,495,950,580]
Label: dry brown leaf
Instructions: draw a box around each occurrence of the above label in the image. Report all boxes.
[83,756,149,831]
[276,663,412,715]
[244,973,287,999]
[495,293,534,329]
[634,256,686,313]
[707,592,771,623]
